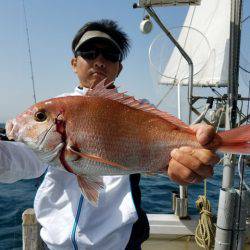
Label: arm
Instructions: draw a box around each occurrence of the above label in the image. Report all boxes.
[168,124,220,185]
[0,141,47,183]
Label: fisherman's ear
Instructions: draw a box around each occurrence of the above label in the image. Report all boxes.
[117,63,123,77]
[71,57,77,73]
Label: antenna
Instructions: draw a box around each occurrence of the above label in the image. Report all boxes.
[22,0,37,104]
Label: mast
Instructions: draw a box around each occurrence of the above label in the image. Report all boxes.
[222,0,242,189]
[214,0,244,249]
[227,0,242,133]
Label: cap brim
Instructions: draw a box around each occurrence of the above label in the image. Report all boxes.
[74,30,121,52]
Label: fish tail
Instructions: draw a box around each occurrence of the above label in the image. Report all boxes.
[217,124,250,155]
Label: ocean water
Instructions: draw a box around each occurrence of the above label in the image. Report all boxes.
[2,166,247,250]
[0,121,249,249]
[0,178,41,250]
[0,173,225,250]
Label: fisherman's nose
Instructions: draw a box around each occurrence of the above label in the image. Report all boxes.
[5,119,18,140]
[94,55,106,69]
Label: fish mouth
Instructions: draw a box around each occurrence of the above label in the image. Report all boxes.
[6,119,55,146]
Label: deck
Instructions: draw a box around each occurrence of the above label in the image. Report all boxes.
[22,209,250,249]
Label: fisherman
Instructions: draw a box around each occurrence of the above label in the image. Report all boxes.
[0,19,219,250]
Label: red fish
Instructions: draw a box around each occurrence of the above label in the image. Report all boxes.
[6,81,250,206]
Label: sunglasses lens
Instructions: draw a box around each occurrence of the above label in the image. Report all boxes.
[77,51,97,60]
[102,51,121,62]
[76,48,121,62]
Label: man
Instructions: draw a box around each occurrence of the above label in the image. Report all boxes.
[0,20,219,250]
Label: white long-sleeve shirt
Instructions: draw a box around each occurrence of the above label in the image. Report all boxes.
[0,87,138,250]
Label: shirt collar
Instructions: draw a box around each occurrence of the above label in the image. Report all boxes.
[74,86,89,95]
[74,83,118,96]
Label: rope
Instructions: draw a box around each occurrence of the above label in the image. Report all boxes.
[195,180,216,249]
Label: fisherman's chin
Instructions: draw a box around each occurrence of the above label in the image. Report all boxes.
[91,75,106,86]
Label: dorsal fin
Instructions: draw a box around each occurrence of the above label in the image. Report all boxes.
[86,80,192,132]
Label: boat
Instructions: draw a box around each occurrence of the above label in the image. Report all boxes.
[1,0,250,249]
[132,0,250,249]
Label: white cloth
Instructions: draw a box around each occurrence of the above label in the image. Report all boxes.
[0,86,138,250]
[0,141,46,183]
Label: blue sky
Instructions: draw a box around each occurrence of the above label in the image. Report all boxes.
[0,1,249,122]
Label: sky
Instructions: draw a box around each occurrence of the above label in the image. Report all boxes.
[0,0,249,123]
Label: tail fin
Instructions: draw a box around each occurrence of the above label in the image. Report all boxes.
[217,124,250,155]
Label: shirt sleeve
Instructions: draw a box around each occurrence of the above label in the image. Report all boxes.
[0,141,48,183]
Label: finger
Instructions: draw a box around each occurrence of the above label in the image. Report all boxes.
[179,147,220,165]
[168,158,203,184]
[170,148,214,178]
[190,124,215,145]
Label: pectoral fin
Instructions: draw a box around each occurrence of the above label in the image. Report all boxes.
[68,146,129,171]
[77,175,104,207]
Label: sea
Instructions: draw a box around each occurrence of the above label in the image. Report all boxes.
[0,122,249,249]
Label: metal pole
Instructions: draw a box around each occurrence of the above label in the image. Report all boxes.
[223,0,242,200]
[214,188,236,249]
[177,83,187,213]
[231,189,248,250]
[177,83,182,120]
[215,0,243,249]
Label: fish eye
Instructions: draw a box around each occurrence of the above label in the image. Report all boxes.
[34,110,47,122]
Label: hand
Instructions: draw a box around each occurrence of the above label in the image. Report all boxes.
[168,124,220,185]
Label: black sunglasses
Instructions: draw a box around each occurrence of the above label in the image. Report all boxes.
[76,47,121,63]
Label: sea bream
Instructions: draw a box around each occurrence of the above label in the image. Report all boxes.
[6,81,250,206]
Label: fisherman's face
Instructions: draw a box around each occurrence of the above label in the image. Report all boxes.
[71,42,123,89]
